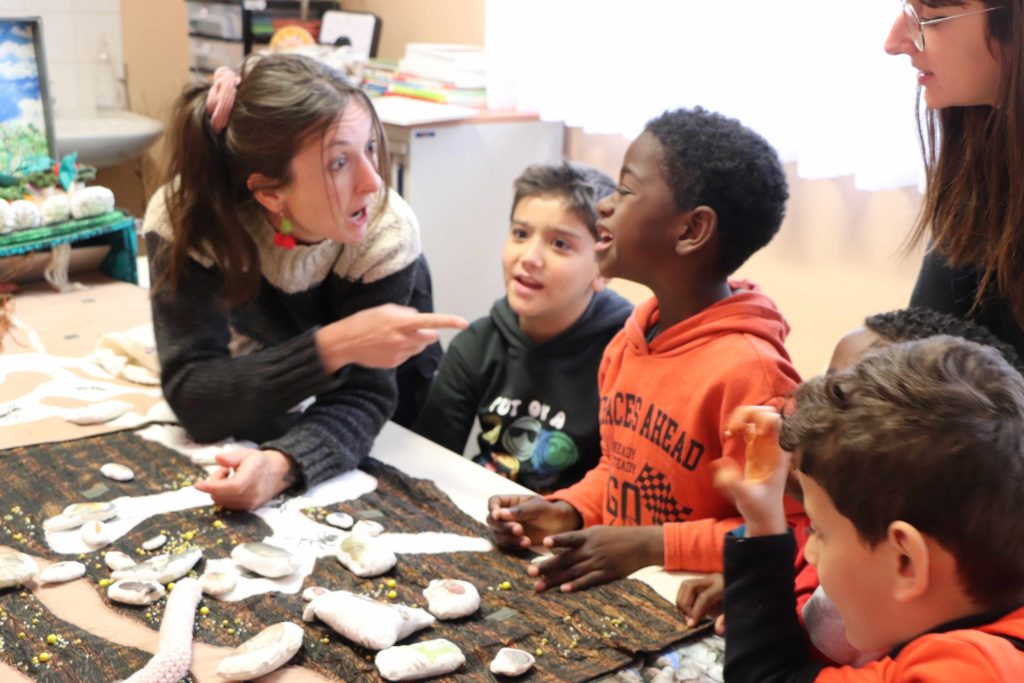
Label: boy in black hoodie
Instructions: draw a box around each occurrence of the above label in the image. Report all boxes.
[414,162,632,492]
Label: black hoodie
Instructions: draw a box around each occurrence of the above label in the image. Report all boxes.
[414,289,633,492]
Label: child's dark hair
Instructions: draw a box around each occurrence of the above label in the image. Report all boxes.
[780,336,1024,607]
[158,53,388,306]
[864,307,1024,373]
[511,162,615,240]
[644,107,788,275]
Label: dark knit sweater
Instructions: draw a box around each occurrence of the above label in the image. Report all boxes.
[143,186,421,488]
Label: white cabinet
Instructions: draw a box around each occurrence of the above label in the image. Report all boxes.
[384,116,565,343]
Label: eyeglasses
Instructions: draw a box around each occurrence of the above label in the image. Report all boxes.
[901,0,1002,51]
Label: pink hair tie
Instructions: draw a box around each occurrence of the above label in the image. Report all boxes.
[206,66,241,135]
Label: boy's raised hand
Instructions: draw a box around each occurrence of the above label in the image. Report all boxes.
[528,525,663,592]
[486,495,581,550]
[713,405,792,537]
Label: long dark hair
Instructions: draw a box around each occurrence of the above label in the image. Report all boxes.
[909,1,1024,321]
[158,53,389,306]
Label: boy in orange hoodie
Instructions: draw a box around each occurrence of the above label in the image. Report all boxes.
[486,107,802,591]
[719,337,1024,682]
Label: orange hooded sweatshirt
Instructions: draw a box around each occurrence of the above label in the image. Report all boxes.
[548,280,803,572]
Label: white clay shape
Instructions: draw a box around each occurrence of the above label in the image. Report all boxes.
[352,519,384,537]
[104,551,136,571]
[336,532,396,578]
[38,561,87,584]
[142,534,167,551]
[489,648,536,676]
[231,542,301,578]
[43,501,117,532]
[302,585,329,601]
[302,590,434,650]
[422,579,480,620]
[375,638,465,681]
[216,622,304,680]
[200,571,238,597]
[108,579,166,605]
[81,520,112,548]
[112,548,203,584]
[65,400,132,425]
[0,549,38,588]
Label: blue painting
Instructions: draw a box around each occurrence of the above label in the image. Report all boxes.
[0,19,52,179]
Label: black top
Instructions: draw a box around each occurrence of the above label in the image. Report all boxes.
[910,250,1024,358]
[413,289,632,493]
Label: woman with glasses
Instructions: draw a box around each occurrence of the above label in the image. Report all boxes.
[885,1,1024,356]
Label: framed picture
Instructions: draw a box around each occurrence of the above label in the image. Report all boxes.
[0,17,56,182]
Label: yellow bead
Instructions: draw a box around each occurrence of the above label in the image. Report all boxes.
[167,582,175,591]
[386,590,398,600]
[46,634,57,644]
[499,581,511,590]
[320,637,329,644]
[227,628,235,635]
[212,520,224,529]
[38,653,51,663]
[385,579,396,588]
[199,606,209,616]
[535,648,543,656]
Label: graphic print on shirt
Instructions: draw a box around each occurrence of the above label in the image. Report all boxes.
[601,391,703,524]
[474,395,579,491]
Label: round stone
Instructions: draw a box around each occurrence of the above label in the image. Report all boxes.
[490,647,535,676]
[81,520,112,548]
[100,463,135,482]
[104,551,136,571]
[352,520,384,537]
[108,579,165,605]
[200,571,237,597]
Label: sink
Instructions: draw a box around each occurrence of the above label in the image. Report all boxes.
[54,111,164,169]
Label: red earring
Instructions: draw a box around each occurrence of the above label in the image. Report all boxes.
[274,214,296,250]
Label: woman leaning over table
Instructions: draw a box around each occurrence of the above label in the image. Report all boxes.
[144,54,466,511]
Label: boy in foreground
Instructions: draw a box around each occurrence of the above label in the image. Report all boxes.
[719,336,1024,681]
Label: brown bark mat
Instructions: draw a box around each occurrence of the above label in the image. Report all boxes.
[1,433,700,681]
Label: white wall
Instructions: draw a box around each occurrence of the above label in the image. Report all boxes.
[0,0,124,115]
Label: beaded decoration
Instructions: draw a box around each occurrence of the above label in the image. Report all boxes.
[274,215,296,250]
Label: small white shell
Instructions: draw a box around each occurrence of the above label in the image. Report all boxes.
[352,520,384,537]
[100,462,135,482]
[200,571,238,597]
[489,648,536,676]
[216,622,305,680]
[142,534,167,551]
[104,551,136,571]
[38,561,86,584]
[81,520,112,548]
[325,512,354,529]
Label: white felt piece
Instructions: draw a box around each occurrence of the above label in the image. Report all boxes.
[0,198,11,232]
[216,622,304,679]
[231,542,301,578]
[81,520,113,548]
[304,590,435,650]
[142,534,167,551]
[101,462,135,481]
[489,647,535,676]
[38,561,87,584]
[9,199,41,229]
[41,194,71,224]
[43,501,118,532]
[375,639,465,681]
[111,548,203,584]
[0,549,38,588]
[65,399,133,425]
[422,579,480,620]
[108,579,166,605]
[104,551,136,571]
[70,185,115,219]
[352,520,384,536]
[336,532,396,578]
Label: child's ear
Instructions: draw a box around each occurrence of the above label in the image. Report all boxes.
[674,206,718,257]
[591,275,608,293]
[247,173,287,214]
[887,521,930,602]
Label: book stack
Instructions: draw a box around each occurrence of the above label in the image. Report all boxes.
[388,43,487,108]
